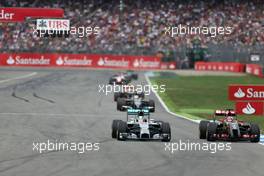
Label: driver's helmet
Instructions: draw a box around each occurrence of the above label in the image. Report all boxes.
[226,116,234,122]
[138,111,144,119]
[117,73,123,78]
[134,94,139,99]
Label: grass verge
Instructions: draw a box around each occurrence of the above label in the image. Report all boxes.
[150,73,264,133]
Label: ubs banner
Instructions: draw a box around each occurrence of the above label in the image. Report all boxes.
[0,53,163,70]
[229,85,264,115]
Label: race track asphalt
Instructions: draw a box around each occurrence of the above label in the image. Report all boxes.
[0,68,263,176]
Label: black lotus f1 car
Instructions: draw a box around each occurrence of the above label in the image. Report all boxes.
[199,109,260,142]
[114,90,144,101]
[116,93,155,112]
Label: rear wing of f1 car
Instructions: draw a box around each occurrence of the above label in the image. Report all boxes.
[127,108,150,115]
[124,107,153,121]
[215,109,236,116]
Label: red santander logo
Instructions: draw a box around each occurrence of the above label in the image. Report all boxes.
[235,102,264,115]
[0,9,14,20]
[229,85,264,101]
[96,57,129,68]
[6,55,50,66]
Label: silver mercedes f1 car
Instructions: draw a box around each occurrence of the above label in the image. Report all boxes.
[112,107,171,142]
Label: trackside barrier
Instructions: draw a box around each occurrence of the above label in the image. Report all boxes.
[0,53,175,70]
[195,62,245,73]
[160,62,176,70]
[246,64,263,78]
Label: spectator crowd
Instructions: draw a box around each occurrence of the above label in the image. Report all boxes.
[0,0,263,55]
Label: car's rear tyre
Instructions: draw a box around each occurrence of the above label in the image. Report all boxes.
[117,121,127,141]
[206,122,217,141]
[250,123,260,142]
[114,92,121,101]
[117,98,126,111]
[148,100,155,112]
[139,92,145,99]
[132,74,138,80]
[230,129,239,142]
[112,120,122,138]
[109,78,114,85]
[122,80,129,85]
[199,120,209,139]
[161,122,171,142]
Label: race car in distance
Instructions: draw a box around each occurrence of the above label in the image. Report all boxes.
[109,73,130,85]
[125,70,138,80]
[112,107,171,141]
[199,109,260,142]
[109,71,138,85]
[116,93,155,112]
[114,89,144,101]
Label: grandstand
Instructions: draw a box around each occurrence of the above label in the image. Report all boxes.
[0,0,263,66]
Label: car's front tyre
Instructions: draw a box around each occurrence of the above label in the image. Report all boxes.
[161,122,171,142]
[250,123,260,143]
[117,121,127,141]
[199,120,209,139]
[112,120,122,138]
[206,122,217,141]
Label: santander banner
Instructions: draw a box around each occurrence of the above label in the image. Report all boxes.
[0,53,162,70]
[195,61,245,73]
[0,8,64,22]
[235,102,264,115]
[229,85,264,101]
[246,64,263,78]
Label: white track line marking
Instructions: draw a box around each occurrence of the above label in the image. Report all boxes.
[144,73,199,124]
[145,73,264,146]
[260,135,264,145]
[0,72,37,84]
